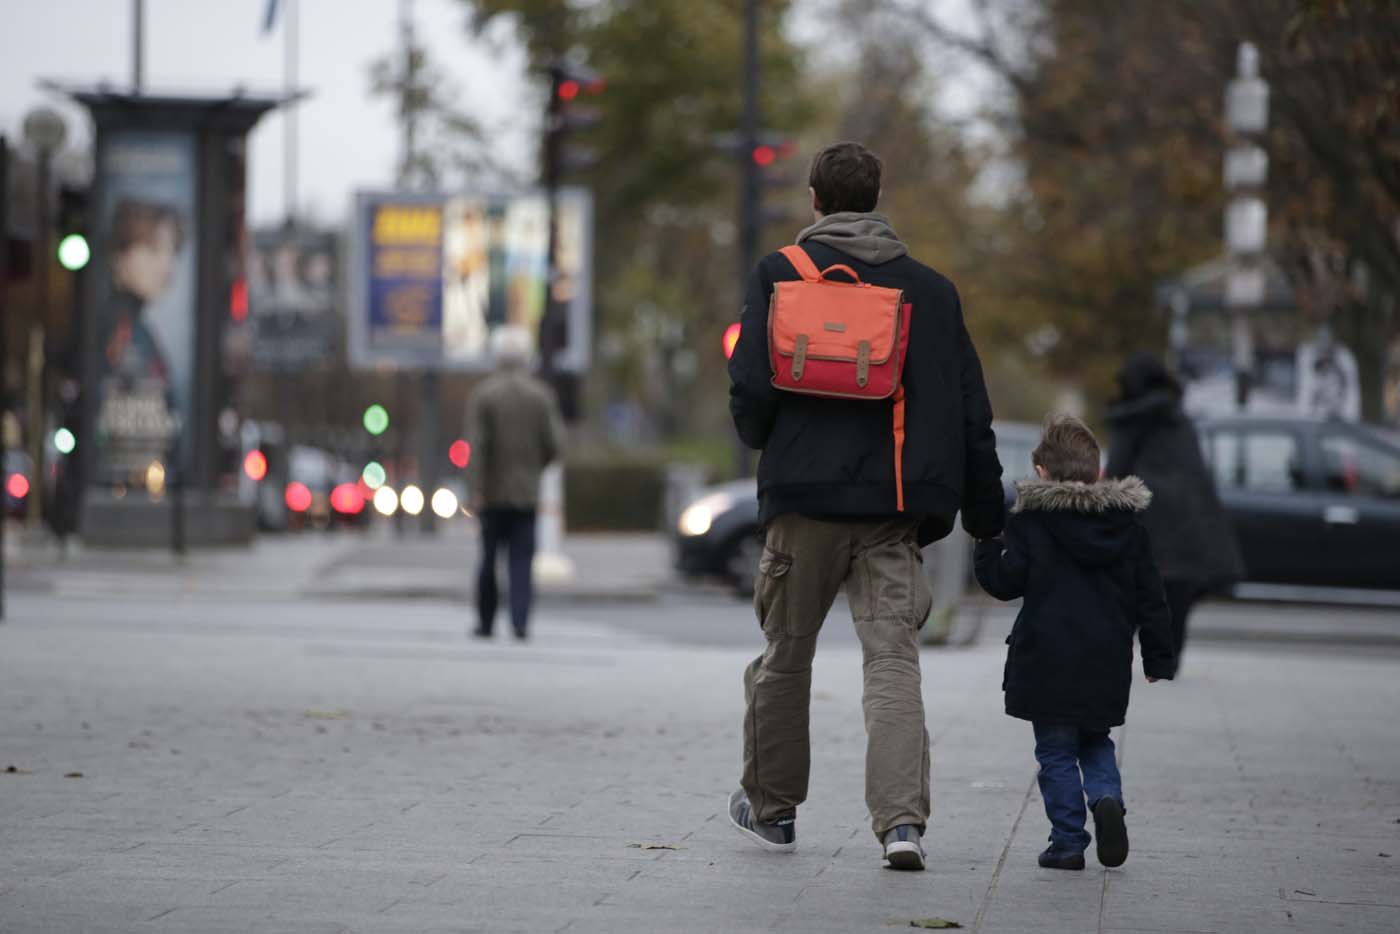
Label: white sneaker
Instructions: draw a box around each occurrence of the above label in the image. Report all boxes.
[882,824,925,870]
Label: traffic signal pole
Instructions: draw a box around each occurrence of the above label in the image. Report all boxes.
[739,0,760,290]
[541,71,564,392]
[0,136,9,621]
[735,0,760,478]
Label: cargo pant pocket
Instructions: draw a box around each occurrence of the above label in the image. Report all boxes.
[753,547,793,633]
[850,537,930,629]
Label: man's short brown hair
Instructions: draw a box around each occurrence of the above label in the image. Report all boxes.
[1032,414,1101,483]
[808,141,882,214]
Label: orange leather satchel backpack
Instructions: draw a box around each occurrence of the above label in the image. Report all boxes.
[768,244,913,509]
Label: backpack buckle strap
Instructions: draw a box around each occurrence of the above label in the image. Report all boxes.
[855,340,871,387]
[792,334,809,381]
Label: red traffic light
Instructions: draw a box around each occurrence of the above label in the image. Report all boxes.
[723,323,742,360]
[449,439,472,469]
[558,79,580,101]
[243,450,268,482]
[752,145,777,167]
[230,278,248,322]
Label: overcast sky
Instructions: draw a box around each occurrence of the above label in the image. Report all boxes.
[0,0,532,226]
[2,0,989,228]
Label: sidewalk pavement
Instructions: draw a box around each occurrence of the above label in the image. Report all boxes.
[3,520,674,604]
[1,591,1398,932]
[9,520,1400,646]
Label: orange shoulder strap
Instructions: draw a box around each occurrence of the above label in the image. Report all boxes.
[893,386,906,512]
[779,245,821,282]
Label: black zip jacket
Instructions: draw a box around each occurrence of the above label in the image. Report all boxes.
[728,241,1005,545]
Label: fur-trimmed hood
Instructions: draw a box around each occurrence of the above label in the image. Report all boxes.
[1012,476,1152,514]
[1010,477,1152,569]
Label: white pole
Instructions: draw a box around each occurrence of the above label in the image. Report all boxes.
[284,0,298,223]
[533,463,574,583]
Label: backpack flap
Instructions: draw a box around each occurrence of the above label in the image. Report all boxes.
[768,265,905,400]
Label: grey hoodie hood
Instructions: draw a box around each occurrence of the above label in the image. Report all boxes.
[796,212,907,266]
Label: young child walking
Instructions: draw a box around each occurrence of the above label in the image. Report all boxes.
[974,415,1176,870]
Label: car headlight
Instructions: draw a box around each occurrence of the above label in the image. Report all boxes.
[678,491,734,537]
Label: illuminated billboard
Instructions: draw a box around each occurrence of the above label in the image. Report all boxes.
[349,189,592,372]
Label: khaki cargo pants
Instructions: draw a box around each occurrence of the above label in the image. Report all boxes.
[741,514,934,839]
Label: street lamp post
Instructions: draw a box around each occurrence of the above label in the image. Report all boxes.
[22,108,69,528]
[1223,41,1269,410]
[1,135,9,620]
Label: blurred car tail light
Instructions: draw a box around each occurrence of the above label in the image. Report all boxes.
[285,481,313,512]
[330,482,365,515]
[6,473,30,499]
[243,450,268,482]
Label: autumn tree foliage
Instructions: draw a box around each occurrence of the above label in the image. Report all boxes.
[892,0,1399,415]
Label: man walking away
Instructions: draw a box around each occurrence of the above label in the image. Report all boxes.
[725,141,1006,870]
[466,325,565,642]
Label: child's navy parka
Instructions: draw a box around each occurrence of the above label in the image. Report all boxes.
[974,476,1177,730]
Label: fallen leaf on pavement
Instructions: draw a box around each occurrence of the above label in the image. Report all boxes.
[4,765,33,775]
[627,843,681,850]
[909,919,962,929]
[64,772,84,779]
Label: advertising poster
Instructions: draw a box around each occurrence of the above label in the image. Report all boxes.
[248,228,338,370]
[363,198,443,356]
[91,131,198,486]
[350,189,592,372]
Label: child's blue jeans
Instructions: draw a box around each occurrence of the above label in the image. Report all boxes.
[1032,722,1123,852]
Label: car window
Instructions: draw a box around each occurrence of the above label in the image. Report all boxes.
[1320,434,1400,499]
[1207,430,1302,493]
[999,439,1038,481]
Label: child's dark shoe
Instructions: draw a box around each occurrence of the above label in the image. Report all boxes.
[1092,797,1129,867]
[1038,846,1086,870]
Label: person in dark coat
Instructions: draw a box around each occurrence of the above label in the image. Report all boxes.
[975,415,1176,871]
[1104,352,1243,657]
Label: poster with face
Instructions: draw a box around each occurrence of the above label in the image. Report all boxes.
[92,131,197,486]
[248,229,338,370]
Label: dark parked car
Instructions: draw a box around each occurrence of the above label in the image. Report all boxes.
[282,446,369,531]
[674,477,761,590]
[1195,416,1400,590]
[675,421,1041,594]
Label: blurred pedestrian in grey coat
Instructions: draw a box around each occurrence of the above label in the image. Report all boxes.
[466,326,565,641]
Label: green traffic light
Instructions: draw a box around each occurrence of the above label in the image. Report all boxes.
[54,427,76,454]
[57,234,90,271]
[362,461,387,489]
[363,404,390,436]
